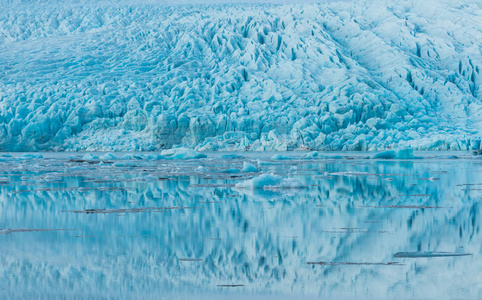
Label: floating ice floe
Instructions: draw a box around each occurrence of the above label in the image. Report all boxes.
[270,154,295,161]
[162,148,207,160]
[372,148,422,159]
[142,154,165,160]
[303,152,319,158]
[241,162,259,173]
[82,153,99,160]
[100,153,118,160]
[43,175,63,181]
[17,154,43,160]
[235,174,303,189]
[113,161,138,167]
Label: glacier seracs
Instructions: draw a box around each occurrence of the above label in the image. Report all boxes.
[0,0,481,151]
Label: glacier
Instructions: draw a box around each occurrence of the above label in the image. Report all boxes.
[0,0,482,151]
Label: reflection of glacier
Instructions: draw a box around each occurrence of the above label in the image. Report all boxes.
[1,0,482,151]
[0,156,481,298]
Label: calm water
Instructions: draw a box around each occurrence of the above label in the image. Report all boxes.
[0,152,481,299]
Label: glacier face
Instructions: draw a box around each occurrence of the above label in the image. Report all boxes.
[0,0,481,151]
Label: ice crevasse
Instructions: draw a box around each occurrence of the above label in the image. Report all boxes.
[0,0,481,151]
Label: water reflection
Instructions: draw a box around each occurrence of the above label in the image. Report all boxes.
[0,154,481,299]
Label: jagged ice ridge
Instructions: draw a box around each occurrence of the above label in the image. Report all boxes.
[0,0,481,151]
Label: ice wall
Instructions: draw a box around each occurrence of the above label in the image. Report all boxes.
[0,0,481,151]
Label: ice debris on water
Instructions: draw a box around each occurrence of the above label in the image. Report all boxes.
[242,162,259,173]
[1,0,482,152]
[271,154,294,161]
[372,148,421,159]
[17,154,43,160]
[143,154,165,160]
[161,148,207,160]
[395,148,421,159]
[43,175,63,181]
[373,151,396,159]
[303,152,319,158]
[113,161,138,167]
[82,154,99,160]
[100,153,118,160]
[235,174,303,189]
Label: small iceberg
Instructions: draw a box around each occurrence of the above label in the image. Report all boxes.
[82,153,99,160]
[142,154,165,160]
[302,151,319,158]
[395,148,420,159]
[113,161,138,167]
[372,148,421,159]
[235,174,303,189]
[43,175,63,181]
[373,150,396,159]
[100,153,118,160]
[17,153,43,160]
[270,154,294,160]
[162,148,207,159]
[241,162,259,173]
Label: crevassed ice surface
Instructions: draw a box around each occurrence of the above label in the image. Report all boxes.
[1,0,482,151]
[0,152,481,299]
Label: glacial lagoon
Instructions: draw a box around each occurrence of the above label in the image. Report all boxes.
[0,152,481,299]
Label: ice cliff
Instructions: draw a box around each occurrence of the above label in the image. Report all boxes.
[0,0,481,151]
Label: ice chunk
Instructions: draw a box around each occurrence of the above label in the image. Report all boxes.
[160,149,176,157]
[100,153,118,160]
[372,151,396,159]
[235,174,282,189]
[196,166,208,172]
[163,148,207,160]
[303,151,319,158]
[82,153,99,160]
[113,161,138,167]
[472,150,482,156]
[241,162,259,172]
[395,148,421,159]
[43,175,63,181]
[270,154,294,160]
[17,154,43,160]
[141,154,165,160]
[235,174,303,189]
